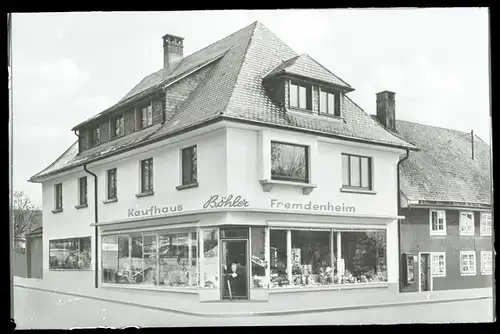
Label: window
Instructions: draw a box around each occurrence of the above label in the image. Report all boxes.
[54,183,63,211]
[201,228,219,289]
[90,126,100,147]
[341,154,372,189]
[78,176,87,206]
[49,237,91,270]
[460,251,477,276]
[459,211,475,236]
[269,228,387,288]
[480,212,492,236]
[271,141,309,183]
[251,227,268,288]
[289,82,310,110]
[111,114,124,139]
[431,252,446,277]
[429,210,446,236]
[481,251,492,275]
[140,158,154,193]
[107,168,117,200]
[181,146,197,185]
[320,90,340,116]
[141,103,153,128]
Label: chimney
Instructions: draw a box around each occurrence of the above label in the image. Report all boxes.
[471,130,475,160]
[376,91,397,132]
[162,34,184,79]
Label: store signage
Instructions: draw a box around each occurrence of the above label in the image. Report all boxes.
[128,205,184,218]
[270,199,356,213]
[203,194,250,209]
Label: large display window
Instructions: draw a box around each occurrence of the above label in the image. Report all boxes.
[250,227,268,288]
[49,237,92,270]
[269,228,387,288]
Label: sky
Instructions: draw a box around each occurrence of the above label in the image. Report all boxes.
[11,8,490,207]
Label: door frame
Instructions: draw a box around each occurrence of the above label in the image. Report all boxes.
[219,238,250,300]
[418,252,433,292]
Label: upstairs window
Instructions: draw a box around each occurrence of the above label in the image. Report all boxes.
[78,176,87,206]
[111,114,124,139]
[341,154,372,190]
[140,158,154,193]
[320,90,341,116]
[429,210,446,236]
[289,81,311,110]
[90,126,100,147]
[181,146,197,185]
[271,141,309,183]
[459,211,475,236]
[480,212,492,236]
[107,168,117,200]
[54,183,63,211]
[141,103,153,129]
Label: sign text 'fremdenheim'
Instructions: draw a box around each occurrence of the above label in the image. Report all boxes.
[270,199,356,213]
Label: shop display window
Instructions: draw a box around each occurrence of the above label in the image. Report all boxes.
[201,228,219,289]
[49,237,92,270]
[251,227,268,288]
[270,230,288,288]
[159,232,197,288]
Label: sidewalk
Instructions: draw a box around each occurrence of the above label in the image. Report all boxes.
[13,276,493,318]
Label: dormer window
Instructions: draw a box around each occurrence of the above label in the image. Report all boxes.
[90,125,100,147]
[111,113,124,139]
[289,81,312,111]
[320,89,341,117]
[140,102,153,129]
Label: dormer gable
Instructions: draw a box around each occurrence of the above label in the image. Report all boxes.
[262,53,354,117]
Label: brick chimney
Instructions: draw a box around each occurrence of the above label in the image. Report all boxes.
[376,91,397,132]
[162,34,184,79]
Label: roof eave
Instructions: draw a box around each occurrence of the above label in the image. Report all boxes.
[406,200,492,209]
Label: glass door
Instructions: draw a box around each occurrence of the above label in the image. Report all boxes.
[221,239,248,300]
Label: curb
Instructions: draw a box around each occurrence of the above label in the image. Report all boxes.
[14,284,492,318]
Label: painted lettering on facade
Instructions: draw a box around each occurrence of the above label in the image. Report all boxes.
[203,195,250,209]
[128,205,184,218]
[270,199,356,213]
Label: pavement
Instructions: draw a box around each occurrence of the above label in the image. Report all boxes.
[13,287,495,329]
[13,276,493,318]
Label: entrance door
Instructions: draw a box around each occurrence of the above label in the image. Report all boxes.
[419,253,431,292]
[221,239,248,300]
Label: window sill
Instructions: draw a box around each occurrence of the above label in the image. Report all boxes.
[340,187,376,195]
[269,282,388,294]
[319,112,342,119]
[74,204,88,209]
[481,271,492,276]
[101,283,198,294]
[51,208,63,214]
[102,198,118,204]
[49,269,92,271]
[460,272,477,276]
[289,107,314,114]
[480,233,492,237]
[459,233,475,237]
[135,190,155,198]
[260,179,317,195]
[176,182,199,191]
[429,232,447,237]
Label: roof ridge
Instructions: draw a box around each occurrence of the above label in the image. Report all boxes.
[397,119,489,143]
[301,53,351,88]
[220,21,259,116]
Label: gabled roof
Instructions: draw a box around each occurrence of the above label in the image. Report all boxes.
[263,53,352,89]
[31,21,415,182]
[396,119,491,207]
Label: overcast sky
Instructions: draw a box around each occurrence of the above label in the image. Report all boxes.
[11,8,490,207]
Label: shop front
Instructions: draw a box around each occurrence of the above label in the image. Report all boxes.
[97,209,397,303]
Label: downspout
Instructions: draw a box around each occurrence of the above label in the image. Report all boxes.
[397,148,410,290]
[74,130,99,289]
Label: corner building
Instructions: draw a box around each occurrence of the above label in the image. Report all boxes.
[30,21,416,305]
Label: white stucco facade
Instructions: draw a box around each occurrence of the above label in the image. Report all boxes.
[40,121,405,301]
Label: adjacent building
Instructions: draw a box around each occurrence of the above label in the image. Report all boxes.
[29,21,419,305]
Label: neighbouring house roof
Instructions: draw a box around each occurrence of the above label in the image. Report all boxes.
[395,119,491,207]
[30,21,416,182]
[263,53,352,89]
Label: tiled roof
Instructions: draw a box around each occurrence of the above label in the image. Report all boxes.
[263,53,352,89]
[31,21,415,182]
[396,120,491,206]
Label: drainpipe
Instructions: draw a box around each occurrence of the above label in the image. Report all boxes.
[74,130,99,289]
[397,148,410,290]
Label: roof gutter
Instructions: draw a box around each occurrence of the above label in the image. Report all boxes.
[396,148,410,291]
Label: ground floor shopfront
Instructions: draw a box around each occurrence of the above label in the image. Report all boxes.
[91,211,401,303]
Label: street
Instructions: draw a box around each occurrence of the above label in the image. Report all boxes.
[13,287,494,329]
